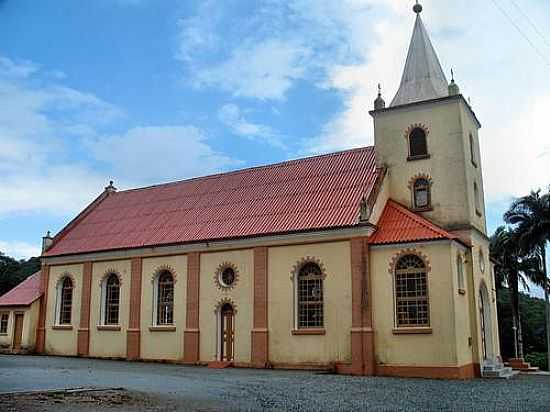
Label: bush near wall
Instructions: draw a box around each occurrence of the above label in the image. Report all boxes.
[525,352,548,371]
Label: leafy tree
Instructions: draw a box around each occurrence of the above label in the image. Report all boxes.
[490,226,544,358]
[505,189,550,364]
[0,252,41,296]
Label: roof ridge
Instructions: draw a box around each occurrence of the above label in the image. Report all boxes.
[117,146,375,194]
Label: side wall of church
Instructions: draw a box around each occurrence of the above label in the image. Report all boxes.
[199,250,254,364]
[141,255,187,361]
[89,259,131,358]
[45,263,83,355]
[370,242,460,366]
[268,241,352,365]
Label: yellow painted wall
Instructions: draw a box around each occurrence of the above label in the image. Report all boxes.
[140,255,187,361]
[88,260,131,358]
[450,242,474,366]
[371,242,459,366]
[45,264,83,355]
[468,232,500,363]
[268,241,352,364]
[373,99,485,233]
[199,250,254,363]
[0,301,39,352]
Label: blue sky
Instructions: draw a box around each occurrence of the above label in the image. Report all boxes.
[0,0,549,261]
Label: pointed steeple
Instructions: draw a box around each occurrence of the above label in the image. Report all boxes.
[390,2,448,107]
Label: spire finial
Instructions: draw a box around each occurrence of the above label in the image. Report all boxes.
[413,1,423,14]
[377,83,382,97]
[451,68,454,82]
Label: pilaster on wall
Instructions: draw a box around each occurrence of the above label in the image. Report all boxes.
[127,257,142,360]
[183,252,200,363]
[251,247,269,367]
[350,238,375,376]
[77,262,93,356]
[35,265,50,354]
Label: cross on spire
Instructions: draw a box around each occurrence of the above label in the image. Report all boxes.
[413,1,423,14]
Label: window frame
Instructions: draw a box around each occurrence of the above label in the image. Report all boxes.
[293,261,325,333]
[152,270,175,327]
[407,127,430,161]
[393,254,431,331]
[56,276,73,326]
[0,312,9,335]
[101,273,120,326]
[412,177,432,211]
[156,271,174,326]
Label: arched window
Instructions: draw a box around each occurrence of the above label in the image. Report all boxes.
[457,254,465,293]
[408,127,428,158]
[394,255,429,327]
[413,178,431,210]
[469,133,477,167]
[57,277,73,325]
[297,262,324,329]
[474,182,481,215]
[156,271,174,325]
[102,274,120,325]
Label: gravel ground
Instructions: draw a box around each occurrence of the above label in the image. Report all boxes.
[1,355,549,411]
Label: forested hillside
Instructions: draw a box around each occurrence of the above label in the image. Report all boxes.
[0,252,41,296]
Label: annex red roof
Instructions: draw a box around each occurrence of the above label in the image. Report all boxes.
[369,200,459,245]
[0,271,42,307]
[45,147,382,257]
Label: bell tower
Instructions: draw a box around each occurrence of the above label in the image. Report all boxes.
[370,2,487,238]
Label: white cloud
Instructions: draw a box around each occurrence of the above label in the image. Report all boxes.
[0,56,239,218]
[196,39,312,101]
[218,104,285,149]
[88,126,240,183]
[0,240,41,260]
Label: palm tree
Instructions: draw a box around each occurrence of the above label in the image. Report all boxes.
[490,226,544,358]
[504,189,550,364]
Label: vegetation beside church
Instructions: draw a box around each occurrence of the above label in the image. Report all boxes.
[491,187,550,370]
[0,252,40,297]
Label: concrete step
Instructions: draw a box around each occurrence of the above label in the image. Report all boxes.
[482,366,518,379]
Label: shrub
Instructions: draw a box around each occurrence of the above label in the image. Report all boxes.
[525,352,548,371]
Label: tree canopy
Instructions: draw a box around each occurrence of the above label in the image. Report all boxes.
[0,252,41,297]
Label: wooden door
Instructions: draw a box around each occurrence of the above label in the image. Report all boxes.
[220,304,234,361]
[13,313,24,351]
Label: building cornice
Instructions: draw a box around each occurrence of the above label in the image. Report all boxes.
[42,225,376,266]
[369,94,481,129]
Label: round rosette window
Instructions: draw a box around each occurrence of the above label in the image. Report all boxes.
[220,267,235,287]
[215,263,239,290]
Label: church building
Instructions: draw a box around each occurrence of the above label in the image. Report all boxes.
[24,3,502,378]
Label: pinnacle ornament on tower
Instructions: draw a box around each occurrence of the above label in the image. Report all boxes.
[448,69,460,96]
[374,83,386,110]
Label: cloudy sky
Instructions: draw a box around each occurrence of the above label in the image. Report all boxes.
[0,0,549,260]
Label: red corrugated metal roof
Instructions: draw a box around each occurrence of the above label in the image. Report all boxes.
[369,200,459,245]
[0,271,42,307]
[45,147,381,257]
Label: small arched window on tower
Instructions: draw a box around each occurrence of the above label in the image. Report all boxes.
[469,133,477,167]
[412,178,431,210]
[102,273,120,325]
[457,254,466,294]
[408,127,429,159]
[296,262,324,329]
[474,182,482,216]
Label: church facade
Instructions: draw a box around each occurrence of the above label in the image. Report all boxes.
[32,4,500,379]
